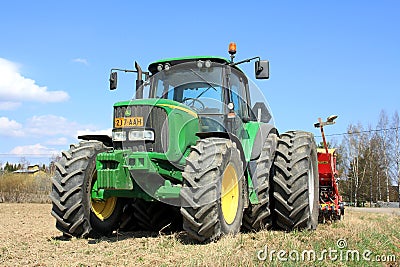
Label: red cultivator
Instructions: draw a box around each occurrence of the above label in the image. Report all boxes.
[314,116,345,222]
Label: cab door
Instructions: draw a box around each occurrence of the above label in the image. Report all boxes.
[224,67,250,139]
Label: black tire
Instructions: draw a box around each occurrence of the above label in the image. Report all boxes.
[180,138,245,243]
[132,199,182,232]
[242,133,277,231]
[119,200,139,231]
[50,141,123,237]
[271,131,319,231]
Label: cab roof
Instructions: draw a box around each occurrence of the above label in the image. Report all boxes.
[148,56,234,75]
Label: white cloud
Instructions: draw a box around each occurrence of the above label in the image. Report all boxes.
[76,128,112,136]
[0,115,101,138]
[0,101,21,110]
[45,137,69,146]
[0,58,69,103]
[10,144,59,156]
[26,115,84,137]
[2,113,110,137]
[0,117,24,137]
[24,115,104,139]
[72,58,89,65]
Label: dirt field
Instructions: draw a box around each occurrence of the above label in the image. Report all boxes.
[0,203,399,266]
[348,207,400,215]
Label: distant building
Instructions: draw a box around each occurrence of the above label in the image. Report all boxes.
[13,165,46,177]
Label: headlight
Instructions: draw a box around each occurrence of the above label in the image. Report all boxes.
[112,130,126,141]
[129,130,155,141]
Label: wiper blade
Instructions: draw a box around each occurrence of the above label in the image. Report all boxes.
[189,69,217,99]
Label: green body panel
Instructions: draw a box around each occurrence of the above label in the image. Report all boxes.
[154,180,181,199]
[94,149,185,200]
[96,150,133,190]
[97,151,184,185]
[241,121,262,162]
[92,185,154,201]
[241,121,263,205]
[247,172,258,204]
[114,97,196,109]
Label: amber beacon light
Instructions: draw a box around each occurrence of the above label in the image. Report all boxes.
[228,42,237,62]
[228,42,237,55]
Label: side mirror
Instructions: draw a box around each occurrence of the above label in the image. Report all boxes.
[109,72,118,90]
[255,60,269,79]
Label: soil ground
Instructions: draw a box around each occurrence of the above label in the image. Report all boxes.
[348,206,400,215]
[0,203,399,266]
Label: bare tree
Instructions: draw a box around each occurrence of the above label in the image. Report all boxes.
[18,157,30,170]
[377,110,391,203]
[392,111,400,207]
[339,122,388,206]
[325,110,399,206]
[343,123,364,205]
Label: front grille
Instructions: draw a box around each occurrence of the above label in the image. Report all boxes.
[113,105,169,153]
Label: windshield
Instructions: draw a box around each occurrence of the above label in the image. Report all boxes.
[148,62,226,113]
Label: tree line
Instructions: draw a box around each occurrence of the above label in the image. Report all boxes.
[0,157,48,173]
[335,110,399,206]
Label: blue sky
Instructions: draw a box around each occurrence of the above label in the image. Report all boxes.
[0,1,399,165]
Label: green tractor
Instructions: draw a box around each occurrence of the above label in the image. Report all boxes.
[51,43,319,242]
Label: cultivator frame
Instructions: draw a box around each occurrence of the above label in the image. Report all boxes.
[314,116,345,222]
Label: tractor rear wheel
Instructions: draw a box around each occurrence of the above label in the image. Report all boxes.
[271,131,319,231]
[50,141,123,237]
[180,138,245,242]
[242,133,277,231]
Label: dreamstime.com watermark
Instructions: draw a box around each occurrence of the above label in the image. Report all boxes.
[257,239,397,263]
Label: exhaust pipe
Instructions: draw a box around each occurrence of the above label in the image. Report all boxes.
[135,61,143,99]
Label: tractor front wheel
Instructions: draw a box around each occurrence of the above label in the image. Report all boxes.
[50,141,123,237]
[180,138,245,242]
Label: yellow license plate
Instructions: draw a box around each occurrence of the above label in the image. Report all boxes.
[114,117,144,128]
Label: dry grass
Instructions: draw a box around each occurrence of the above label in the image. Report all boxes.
[0,173,51,203]
[0,204,398,266]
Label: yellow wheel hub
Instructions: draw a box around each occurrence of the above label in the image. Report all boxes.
[91,197,117,221]
[221,164,239,225]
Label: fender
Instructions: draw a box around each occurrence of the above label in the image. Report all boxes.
[196,132,246,171]
[250,123,278,160]
[78,135,113,147]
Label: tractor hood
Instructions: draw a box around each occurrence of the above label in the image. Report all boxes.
[112,98,200,163]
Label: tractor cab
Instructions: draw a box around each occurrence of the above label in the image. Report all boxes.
[109,44,271,136]
[146,58,257,134]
